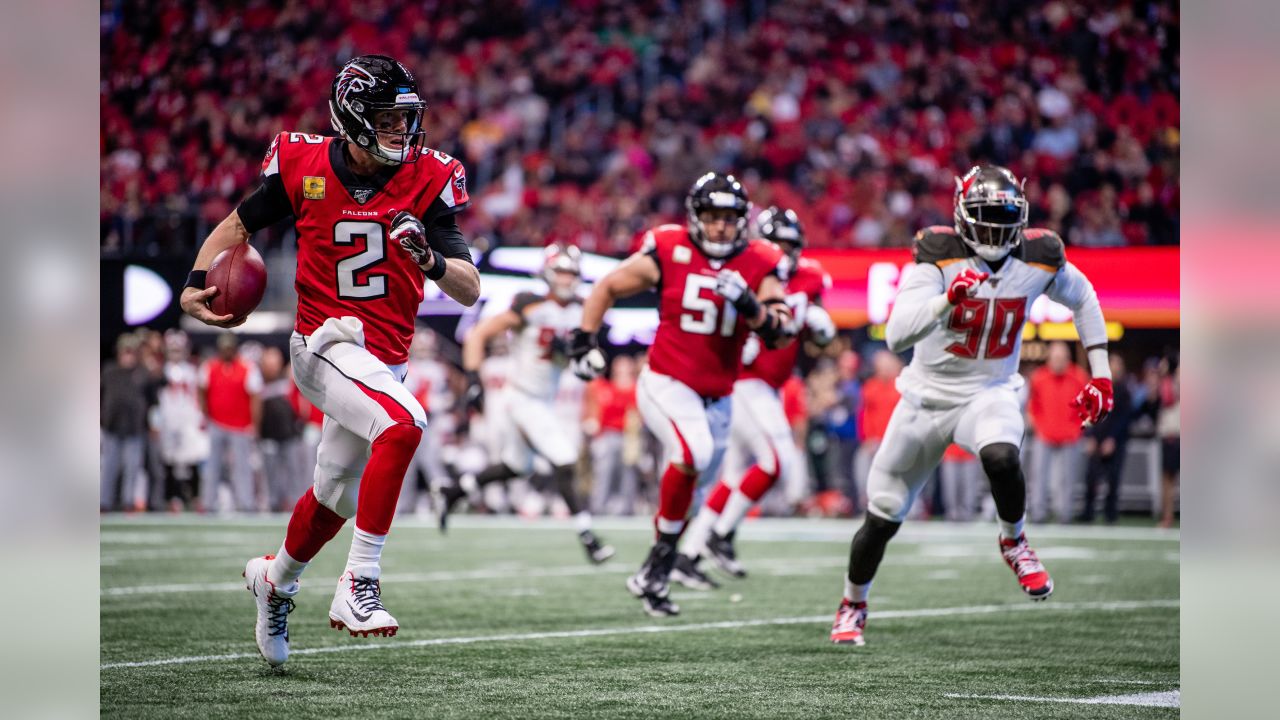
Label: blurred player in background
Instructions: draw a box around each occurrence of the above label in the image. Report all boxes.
[396,330,453,516]
[830,165,1115,646]
[179,55,480,666]
[442,244,615,563]
[151,330,207,512]
[672,207,836,589]
[569,173,795,617]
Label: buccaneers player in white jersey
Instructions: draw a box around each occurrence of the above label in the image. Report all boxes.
[672,207,836,590]
[569,173,796,617]
[180,55,480,667]
[441,244,616,564]
[829,166,1115,646]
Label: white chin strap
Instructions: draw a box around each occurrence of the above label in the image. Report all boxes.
[371,141,410,165]
[700,239,735,258]
[971,244,1012,262]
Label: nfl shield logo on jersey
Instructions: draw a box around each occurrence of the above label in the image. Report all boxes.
[352,187,374,204]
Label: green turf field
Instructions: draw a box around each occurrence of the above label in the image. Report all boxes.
[101,515,1179,718]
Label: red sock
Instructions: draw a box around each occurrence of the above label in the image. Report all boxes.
[706,481,731,513]
[353,423,422,536]
[739,465,778,503]
[655,463,697,537]
[283,489,347,562]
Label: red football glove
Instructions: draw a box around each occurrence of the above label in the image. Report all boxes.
[946,268,990,304]
[1072,378,1114,427]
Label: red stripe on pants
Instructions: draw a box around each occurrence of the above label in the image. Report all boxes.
[739,464,777,502]
[706,481,731,514]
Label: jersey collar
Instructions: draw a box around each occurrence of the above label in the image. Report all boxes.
[329,139,403,205]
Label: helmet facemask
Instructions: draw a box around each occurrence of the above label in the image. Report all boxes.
[954,172,1028,262]
[755,206,804,264]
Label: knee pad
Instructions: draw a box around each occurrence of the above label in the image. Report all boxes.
[377,421,423,452]
[979,443,1021,482]
[313,467,360,519]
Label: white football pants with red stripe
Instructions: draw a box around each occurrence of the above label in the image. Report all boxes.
[635,367,731,534]
[289,318,427,520]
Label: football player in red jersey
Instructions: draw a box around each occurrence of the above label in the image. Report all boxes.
[671,207,836,590]
[179,55,480,667]
[568,173,796,617]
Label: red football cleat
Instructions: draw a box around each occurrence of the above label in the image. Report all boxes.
[830,599,868,646]
[1000,534,1054,600]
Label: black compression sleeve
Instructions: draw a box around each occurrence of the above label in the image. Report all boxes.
[427,213,474,263]
[236,174,293,232]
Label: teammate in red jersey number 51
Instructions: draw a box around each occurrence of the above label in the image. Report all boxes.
[178,55,479,668]
[567,172,797,618]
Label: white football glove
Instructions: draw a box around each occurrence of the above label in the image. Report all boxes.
[714,269,750,304]
[389,211,431,265]
[571,348,606,380]
[804,305,836,346]
[741,334,762,366]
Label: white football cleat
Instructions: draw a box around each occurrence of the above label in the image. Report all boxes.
[329,566,399,637]
[243,555,298,667]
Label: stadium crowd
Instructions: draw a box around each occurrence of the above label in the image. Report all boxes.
[101,0,1179,257]
[101,327,1180,526]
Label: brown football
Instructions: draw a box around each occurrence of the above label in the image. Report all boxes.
[206,243,267,321]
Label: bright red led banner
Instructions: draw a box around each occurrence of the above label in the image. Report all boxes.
[803,247,1179,328]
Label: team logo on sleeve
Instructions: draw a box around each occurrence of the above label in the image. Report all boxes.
[303,176,326,200]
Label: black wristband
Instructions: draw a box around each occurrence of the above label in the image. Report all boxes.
[732,290,762,320]
[184,270,207,290]
[424,250,447,281]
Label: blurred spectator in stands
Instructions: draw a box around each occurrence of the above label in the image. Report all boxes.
[939,445,981,522]
[150,330,206,512]
[1027,341,1089,523]
[824,349,861,510]
[1079,355,1134,524]
[199,333,262,513]
[1156,359,1180,527]
[778,373,811,511]
[101,333,149,512]
[854,350,902,514]
[586,354,640,516]
[258,346,306,512]
[137,329,168,510]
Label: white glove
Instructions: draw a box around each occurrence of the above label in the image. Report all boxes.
[571,348,606,380]
[804,305,836,346]
[714,269,750,304]
[741,334,762,366]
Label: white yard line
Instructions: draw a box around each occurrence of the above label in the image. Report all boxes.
[100,598,1177,670]
[945,690,1179,708]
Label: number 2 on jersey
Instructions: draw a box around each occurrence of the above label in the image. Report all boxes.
[945,297,1026,359]
[333,221,388,300]
[680,274,737,337]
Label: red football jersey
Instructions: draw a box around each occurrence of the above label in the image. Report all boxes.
[643,225,787,399]
[741,256,831,390]
[263,131,469,365]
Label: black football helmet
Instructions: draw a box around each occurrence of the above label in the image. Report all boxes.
[953,165,1028,262]
[755,206,804,263]
[329,55,427,165]
[686,172,751,258]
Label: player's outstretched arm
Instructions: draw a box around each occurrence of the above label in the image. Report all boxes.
[1047,262,1115,425]
[580,252,660,332]
[884,263,970,353]
[569,252,659,380]
[179,209,251,328]
[462,310,521,372]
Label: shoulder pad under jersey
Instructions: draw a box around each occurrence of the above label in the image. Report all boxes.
[912,226,970,265]
[1018,228,1066,270]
